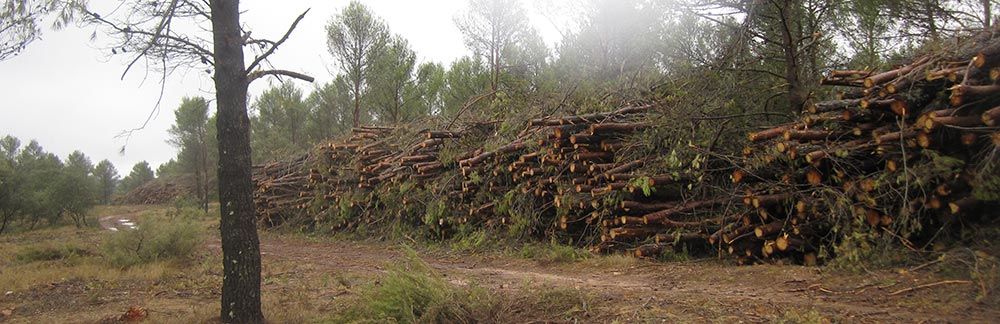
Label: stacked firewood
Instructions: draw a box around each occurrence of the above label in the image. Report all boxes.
[117,175,196,205]
[452,105,662,238]
[670,31,1000,265]
[252,30,1000,264]
[252,153,315,225]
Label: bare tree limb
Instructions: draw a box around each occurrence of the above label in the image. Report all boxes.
[246,8,310,73]
[248,69,315,83]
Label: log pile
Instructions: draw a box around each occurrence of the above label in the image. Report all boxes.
[117,175,196,205]
[683,30,1000,264]
[252,29,1000,264]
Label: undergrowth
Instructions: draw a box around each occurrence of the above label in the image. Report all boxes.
[101,208,205,268]
[517,242,591,264]
[14,242,93,264]
[333,247,500,323]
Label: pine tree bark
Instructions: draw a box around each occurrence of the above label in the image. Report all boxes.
[985,0,993,29]
[778,0,807,113]
[201,139,210,212]
[353,82,361,127]
[211,1,263,322]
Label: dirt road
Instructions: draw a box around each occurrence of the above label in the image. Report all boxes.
[3,209,995,323]
[250,235,998,322]
[97,214,138,232]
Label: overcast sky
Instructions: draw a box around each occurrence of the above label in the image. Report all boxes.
[0,0,571,174]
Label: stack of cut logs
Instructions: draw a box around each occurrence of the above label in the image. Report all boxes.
[677,30,1000,264]
[252,29,1000,264]
[252,153,316,226]
[117,175,196,205]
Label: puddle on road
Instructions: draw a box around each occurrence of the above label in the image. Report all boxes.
[106,217,138,231]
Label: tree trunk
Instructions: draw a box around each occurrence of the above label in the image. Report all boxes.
[493,46,500,91]
[353,82,361,127]
[210,1,263,323]
[778,0,806,113]
[924,1,939,41]
[202,141,210,212]
[195,169,204,210]
[985,0,992,29]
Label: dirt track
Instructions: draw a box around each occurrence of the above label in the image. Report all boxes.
[3,209,995,323]
[97,214,138,232]
[248,235,999,322]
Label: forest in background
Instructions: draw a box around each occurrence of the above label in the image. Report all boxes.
[1,1,999,322]
[2,0,997,233]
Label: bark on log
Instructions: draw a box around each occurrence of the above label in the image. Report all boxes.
[641,197,736,225]
[807,99,862,114]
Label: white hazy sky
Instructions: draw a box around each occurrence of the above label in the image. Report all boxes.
[0,0,573,173]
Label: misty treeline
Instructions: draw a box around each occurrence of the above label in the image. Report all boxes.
[0,97,214,232]
[0,135,159,233]
[4,0,995,220]
[242,0,997,162]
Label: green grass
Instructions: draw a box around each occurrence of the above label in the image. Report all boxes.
[333,247,500,323]
[450,230,491,253]
[0,218,179,292]
[516,242,591,264]
[13,242,93,264]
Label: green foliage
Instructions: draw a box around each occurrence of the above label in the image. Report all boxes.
[441,56,489,116]
[518,242,591,264]
[167,96,215,208]
[251,82,312,161]
[973,160,1000,202]
[335,247,495,323]
[326,0,389,127]
[369,35,419,123]
[657,244,691,262]
[413,62,446,116]
[628,176,655,197]
[423,198,449,236]
[93,159,119,204]
[0,0,85,61]
[0,136,101,232]
[828,230,912,272]
[165,197,213,220]
[496,189,540,239]
[333,193,360,224]
[14,242,92,264]
[450,230,491,253]
[974,174,1000,201]
[101,212,204,268]
[305,79,353,141]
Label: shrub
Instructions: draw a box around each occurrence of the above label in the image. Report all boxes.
[450,230,490,253]
[101,215,203,268]
[14,243,92,264]
[336,247,497,323]
[518,243,590,264]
